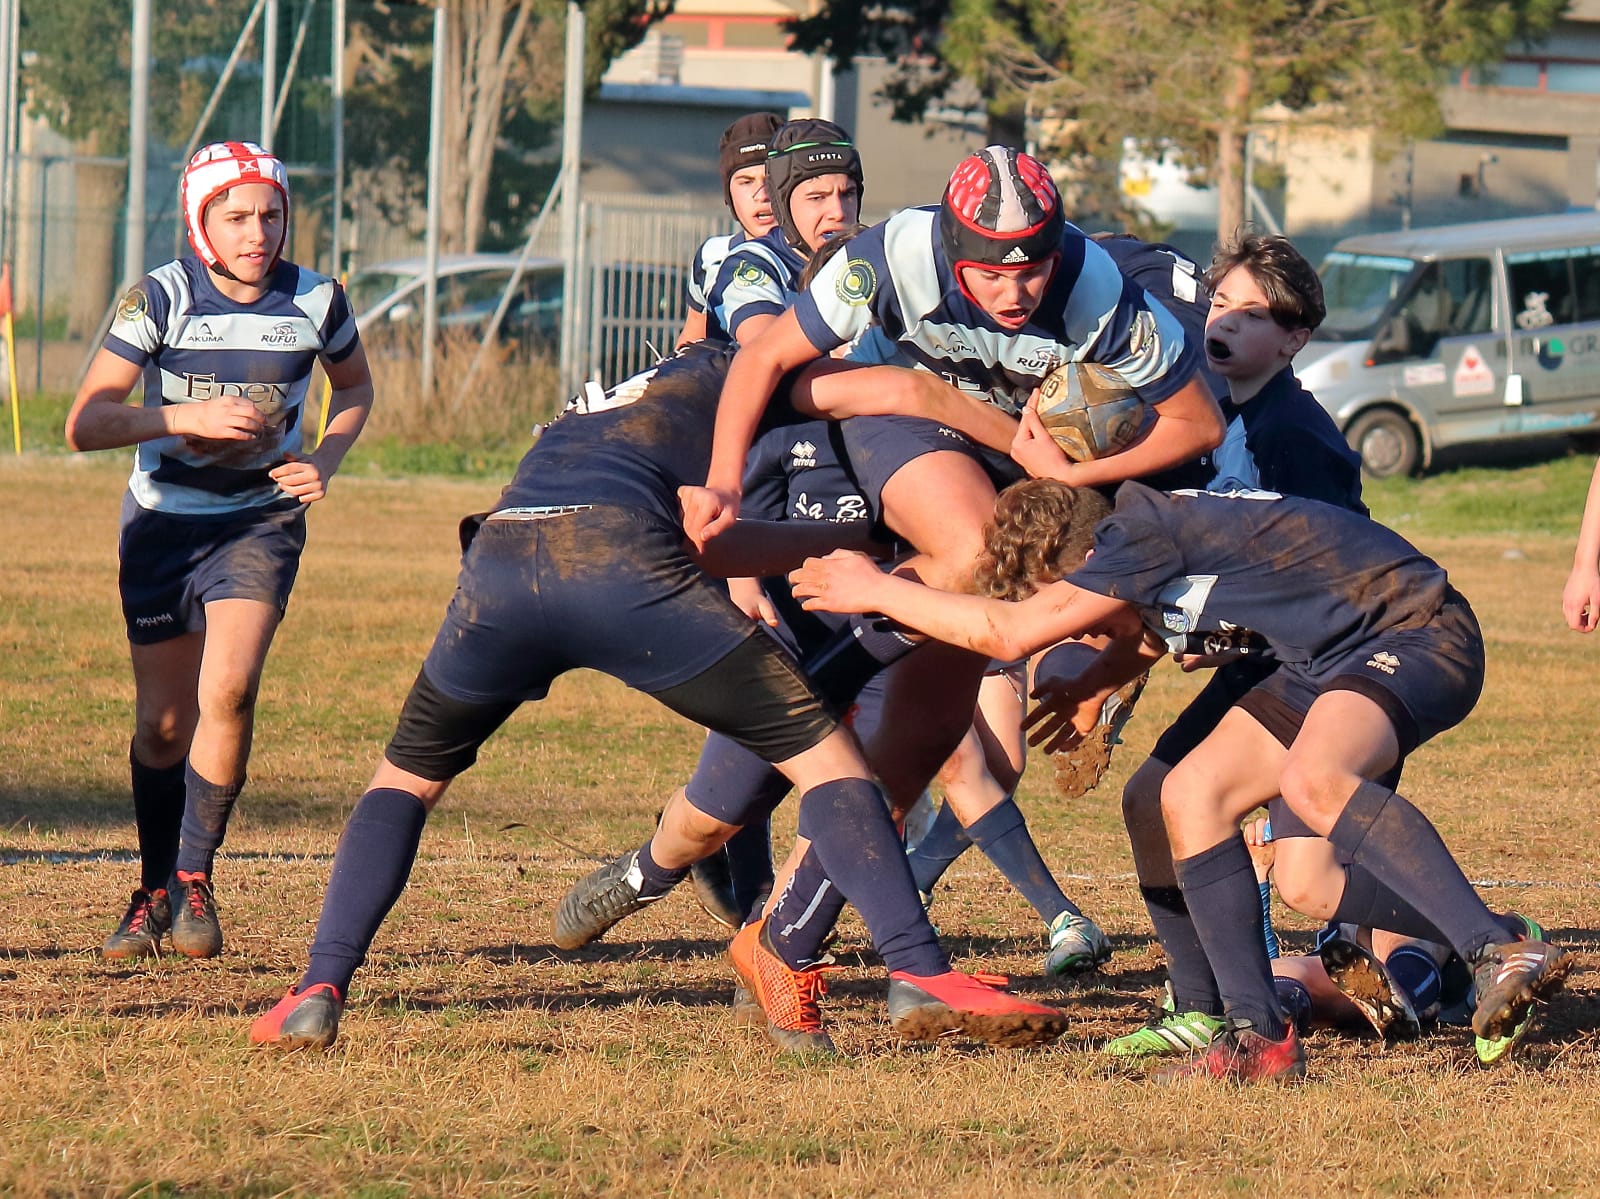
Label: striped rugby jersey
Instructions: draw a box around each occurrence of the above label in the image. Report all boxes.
[105,257,359,516]
[795,207,1198,416]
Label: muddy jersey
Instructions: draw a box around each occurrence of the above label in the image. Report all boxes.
[686,231,741,319]
[706,228,808,344]
[1207,367,1366,515]
[104,257,359,517]
[794,208,1198,415]
[742,420,870,525]
[499,344,800,524]
[1065,483,1449,672]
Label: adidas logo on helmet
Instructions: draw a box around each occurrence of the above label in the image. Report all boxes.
[940,145,1065,305]
[180,141,291,279]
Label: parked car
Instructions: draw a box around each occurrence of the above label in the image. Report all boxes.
[348,253,564,353]
[348,253,690,385]
[1297,211,1600,476]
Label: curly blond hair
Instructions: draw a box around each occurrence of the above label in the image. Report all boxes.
[976,479,1112,601]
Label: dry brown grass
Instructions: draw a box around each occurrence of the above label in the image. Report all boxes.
[3,453,1599,1197]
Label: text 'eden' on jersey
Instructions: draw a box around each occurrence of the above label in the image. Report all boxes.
[104,257,359,517]
[791,208,1200,415]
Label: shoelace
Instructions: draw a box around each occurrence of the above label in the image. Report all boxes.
[124,893,155,933]
[180,877,212,920]
[969,972,1011,989]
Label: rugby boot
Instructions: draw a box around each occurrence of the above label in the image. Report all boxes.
[1047,668,1149,800]
[552,851,663,950]
[728,918,836,1054]
[688,847,743,930]
[1320,935,1422,1042]
[1472,919,1567,1066]
[170,871,223,959]
[1103,983,1226,1057]
[1153,1021,1307,1085]
[1044,911,1113,975]
[249,984,344,1050]
[101,887,171,961]
[887,970,1068,1047]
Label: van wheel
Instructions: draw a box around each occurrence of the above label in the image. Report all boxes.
[1346,408,1420,478]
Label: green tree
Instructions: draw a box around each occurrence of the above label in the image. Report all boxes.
[789,0,1568,237]
[346,0,670,254]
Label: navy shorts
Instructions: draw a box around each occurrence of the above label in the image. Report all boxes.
[118,492,306,645]
[839,414,1023,516]
[385,505,837,780]
[1154,588,1482,770]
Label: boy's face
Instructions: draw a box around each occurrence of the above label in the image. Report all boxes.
[203,182,286,285]
[960,259,1056,329]
[729,166,775,239]
[788,173,860,255]
[1204,265,1309,382]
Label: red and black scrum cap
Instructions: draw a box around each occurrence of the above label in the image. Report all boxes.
[940,145,1064,274]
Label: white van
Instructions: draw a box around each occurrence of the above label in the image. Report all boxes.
[1295,212,1600,476]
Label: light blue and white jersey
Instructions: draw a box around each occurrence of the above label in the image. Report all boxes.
[705,228,808,345]
[104,257,359,516]
[796,207,1198,416]
[686,232,740,316]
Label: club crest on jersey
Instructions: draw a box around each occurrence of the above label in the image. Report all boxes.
[734,261,770,290]
[117,287,148,322]
[835,260,876,306]
[1366,651,1400,675]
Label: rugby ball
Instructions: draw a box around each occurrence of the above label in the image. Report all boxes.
[1034,362,1147,462]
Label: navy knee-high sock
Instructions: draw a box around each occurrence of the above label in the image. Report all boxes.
[767,846,848,966]
[1174,836,1286,1037]
[724,816,775,924]
[1385,946,1443,1013]
[302,788,429,994]
[130,749,185,893]
[773,778,947,977]
[906,800,971,894]
[174,763,244,878]
[965,798,1082,924]
[1139,885,1224,1016]
[1325,781,1506,961]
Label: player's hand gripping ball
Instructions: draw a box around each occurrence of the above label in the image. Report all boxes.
[1034,362,1148,462]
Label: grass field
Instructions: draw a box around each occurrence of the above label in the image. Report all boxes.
[4,446,1600,1197]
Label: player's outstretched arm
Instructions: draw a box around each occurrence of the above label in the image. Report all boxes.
[1564,458,1600,632]
[793,361,1020,454]
[270,341,376,505]
[790,550,1135,662]
[66,347,266,452]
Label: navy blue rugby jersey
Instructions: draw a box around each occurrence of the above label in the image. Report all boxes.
[795,208,1198,416]
[742,419,870,526]
[105,257,359,516]
[497,344,800,523]
[706,228,808,344]
[1208,367,1366,515]
[1064,483,1449,673]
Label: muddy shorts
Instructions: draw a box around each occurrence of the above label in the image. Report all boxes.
[385,504,838,780]
[118,492,306,645]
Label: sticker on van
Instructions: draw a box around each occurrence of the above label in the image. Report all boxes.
[1405,363,1447,387]
[1452,345,1495,397]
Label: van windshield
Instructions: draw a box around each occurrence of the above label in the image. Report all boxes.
[1312,252,1419,341]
